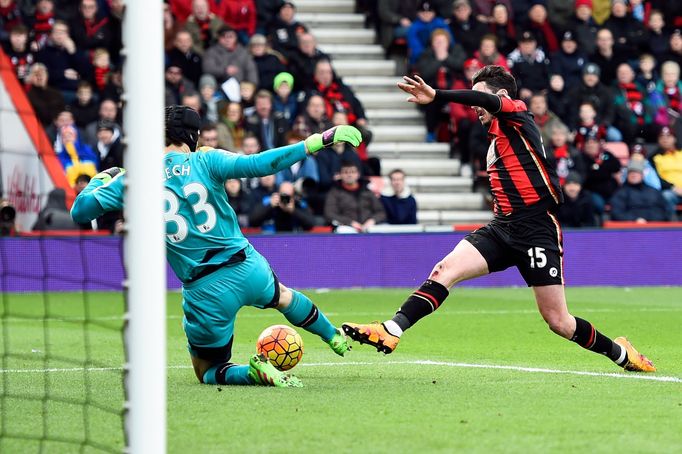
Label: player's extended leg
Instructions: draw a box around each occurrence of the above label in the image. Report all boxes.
[343,238,489,353]
[276,283,350,356]
[533,285,655,372]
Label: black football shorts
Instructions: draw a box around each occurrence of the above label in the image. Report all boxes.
[465,211,564,287]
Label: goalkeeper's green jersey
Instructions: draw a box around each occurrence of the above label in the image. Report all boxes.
[71,143,308,283]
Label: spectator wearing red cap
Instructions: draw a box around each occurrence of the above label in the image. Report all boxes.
[568,0,598,55]
[414,28,465,142]
[448,0,487,55]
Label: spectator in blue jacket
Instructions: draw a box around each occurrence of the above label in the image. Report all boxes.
[610,159,671,222]
[381,169,418,224]
[407,1,453,66]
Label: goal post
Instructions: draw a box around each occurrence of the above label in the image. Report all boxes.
[122,0,166,452]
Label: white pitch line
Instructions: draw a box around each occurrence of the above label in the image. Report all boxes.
[1,360,680,383]
[2,306,681,323]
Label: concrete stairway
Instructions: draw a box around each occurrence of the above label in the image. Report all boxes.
[296,0,492,225]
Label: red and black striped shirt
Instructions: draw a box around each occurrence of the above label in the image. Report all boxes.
[435,90,563,217]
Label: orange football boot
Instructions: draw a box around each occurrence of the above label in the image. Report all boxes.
[614,337,656,372]
[342,322,400,354]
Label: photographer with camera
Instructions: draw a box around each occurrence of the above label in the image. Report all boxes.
[0,201,17,236]
[248,180,316,232]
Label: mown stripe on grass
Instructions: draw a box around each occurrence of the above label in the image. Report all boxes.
[2,306,680,323]
[1,361,680,383]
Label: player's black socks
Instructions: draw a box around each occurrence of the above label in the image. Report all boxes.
[570,317,627,366]
[391,280,449,332]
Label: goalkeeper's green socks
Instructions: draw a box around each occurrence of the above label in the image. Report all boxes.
[203,363,253,385]
[280,290,337,342]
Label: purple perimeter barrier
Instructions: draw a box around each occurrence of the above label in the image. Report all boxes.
[3,230,681,292]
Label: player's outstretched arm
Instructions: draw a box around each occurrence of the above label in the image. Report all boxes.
[398,75,501,111]
[71,168,126,223]
[210,125,362,180]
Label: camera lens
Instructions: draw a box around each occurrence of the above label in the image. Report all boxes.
[0,205,16,223]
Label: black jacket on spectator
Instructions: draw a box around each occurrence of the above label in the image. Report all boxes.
[381,193,418,225]
[253,53,287,91]
[603,13,647,56]
[415,45,466,88]
[646,29,670,61]
[547,86,571,125]
[167,48,203,87]
[377,0,418,49]
[37,43,91,92]
[556,189,597,227]
[581,150,621,201]
[27,86,65,126]
[249,198,316,232]
[315,144,363,192]
[70,13,112,52]
[32,189,79,231]
[268,17,307,58]
[507,48,550,94]
[69,98,99,128]
[609,182,670,221]
[288,48,330,91]
[567,15,598,56]
[97,136,124,170]
[588,49,628,88]
[227,187,253,228]
[549,48,587,88]
[449,15,487,56]
[566,81,616,129]
[244,111,288,149]
[255,0,284,31]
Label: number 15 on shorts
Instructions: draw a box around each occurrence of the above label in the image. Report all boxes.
[527,247,547,269]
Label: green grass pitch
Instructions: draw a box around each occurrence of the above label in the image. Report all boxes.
[1,287,681,453]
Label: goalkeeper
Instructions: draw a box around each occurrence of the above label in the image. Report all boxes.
[72,105,360,388]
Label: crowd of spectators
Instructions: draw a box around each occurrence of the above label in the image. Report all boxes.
[1,0,414,233]
[372,0,682,225]
[3,0,682,232]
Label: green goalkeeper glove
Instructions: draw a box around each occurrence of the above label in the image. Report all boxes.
[93,167,126,184]
[304,125,363,154]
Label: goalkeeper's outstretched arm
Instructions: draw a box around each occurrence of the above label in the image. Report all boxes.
[71,168,126,223]
[208,125,362,181]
